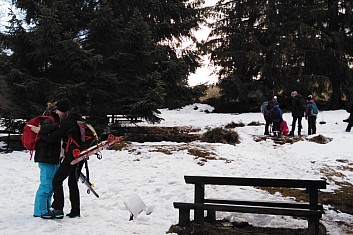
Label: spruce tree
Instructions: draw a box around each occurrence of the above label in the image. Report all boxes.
[204,0,353,109]
[1,0,205,122]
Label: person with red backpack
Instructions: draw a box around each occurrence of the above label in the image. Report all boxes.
[31,98,84,219]
[280,119,289,136]
[32,103,61,217]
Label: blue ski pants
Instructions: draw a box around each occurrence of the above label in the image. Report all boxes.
[33,163,59,216]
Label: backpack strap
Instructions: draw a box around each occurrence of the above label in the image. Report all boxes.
[65,135,80,153]
[29,132,40,160]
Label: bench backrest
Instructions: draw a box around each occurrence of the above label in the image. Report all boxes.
[184,176,326,189]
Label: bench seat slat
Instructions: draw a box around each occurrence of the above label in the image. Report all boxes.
[204,199,323,210]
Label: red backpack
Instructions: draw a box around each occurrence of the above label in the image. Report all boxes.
[21,116,55,158]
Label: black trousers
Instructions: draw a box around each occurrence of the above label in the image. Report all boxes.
[272,121,281,135]
[264,119,271,134]
[52,154,82,214]
[290,116,303,134]
[346,114,353,132]
[307,116,317,135]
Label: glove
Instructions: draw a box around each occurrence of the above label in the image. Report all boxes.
[30,125,40,134]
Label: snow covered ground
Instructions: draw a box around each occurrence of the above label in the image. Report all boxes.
[1,104,353,235]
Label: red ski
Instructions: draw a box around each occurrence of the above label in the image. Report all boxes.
[70,134,124,165]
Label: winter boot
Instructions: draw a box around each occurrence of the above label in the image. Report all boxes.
[66,212,80,218]
[41,209,64,219]
[288,131,294,136]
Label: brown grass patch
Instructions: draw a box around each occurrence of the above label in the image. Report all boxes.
[188,148,212,158]
[200,85,221,102]
[307,134,332,144]
[259,164,353,216]
[253,135,304,144]
[225,121,245,129]
[201,128,240,145]
[247,121,262,126]
[109,141,130,150]
[168,220,327,235]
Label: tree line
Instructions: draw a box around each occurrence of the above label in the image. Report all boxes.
[203,0,353,112]
[0,0,352,124]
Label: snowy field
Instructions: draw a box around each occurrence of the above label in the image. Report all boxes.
[1,103,353,235]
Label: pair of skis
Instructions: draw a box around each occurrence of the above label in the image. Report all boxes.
[80,172,99,198]
[73,134,124,198]
[71,134,124,165]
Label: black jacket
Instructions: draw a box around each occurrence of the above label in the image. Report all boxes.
[40,112,83,159]
[34,117,61,164]
[291,94,305,118]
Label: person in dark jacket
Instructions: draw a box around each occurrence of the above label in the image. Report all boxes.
[33,103,61,217]
[305,95,317,135]
[31,99,83,219]
[270,102,283,136]
[289,91,305,136]
[345,102,353,132]
[260,96,275,135]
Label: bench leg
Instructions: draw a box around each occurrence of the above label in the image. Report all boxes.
[206,209,216,224]
[307,217,319,235]
[194,209,205,224]
[179,208,190,226]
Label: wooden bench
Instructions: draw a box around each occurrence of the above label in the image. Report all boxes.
[174,175,326,235]
[107,114,143,126]
[0,130,23,151]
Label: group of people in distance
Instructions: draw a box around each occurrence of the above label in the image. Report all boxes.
[261,91,319,137]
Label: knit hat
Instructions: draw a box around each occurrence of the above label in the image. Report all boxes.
[307,95,313,100]
[54,99,71,112]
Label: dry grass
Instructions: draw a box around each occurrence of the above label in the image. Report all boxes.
[201,127,240,145]
[247,121,262,126]
[200,85,221,102]
[260,162,353,217]
[307,134,333,144]
[253,135,304,145]
[109,140,130,150]
[224,121,245,129]
[168,220,326,235]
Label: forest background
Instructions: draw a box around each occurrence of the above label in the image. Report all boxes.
[0,0,352,128]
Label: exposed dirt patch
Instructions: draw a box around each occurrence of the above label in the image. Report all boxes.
[110,142,233,166]
[225,121,245,128]
[253,135,305,144]
[108,126,201,142]
[307,134,333,144]
[201,127,240,145]
[252,134,333,145]
[168,221,327,235]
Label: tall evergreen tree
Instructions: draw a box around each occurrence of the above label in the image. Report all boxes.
[1,0,205,122]
[2,2,100,116]
[204,0,353,108]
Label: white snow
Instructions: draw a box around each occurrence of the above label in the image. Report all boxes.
[1,104,353,235]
